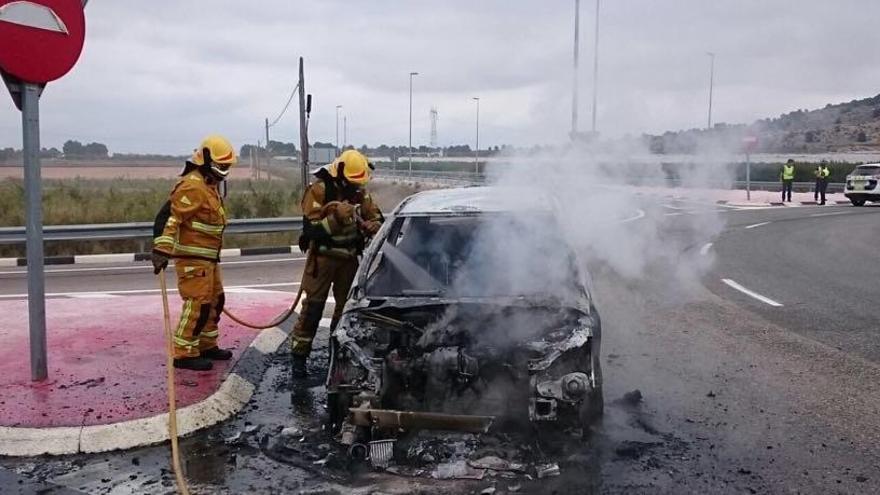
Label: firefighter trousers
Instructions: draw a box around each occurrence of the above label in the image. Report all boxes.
[291,254,359,357]
[173,259,225,359]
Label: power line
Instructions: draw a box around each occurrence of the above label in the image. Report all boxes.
[267,82,300,128]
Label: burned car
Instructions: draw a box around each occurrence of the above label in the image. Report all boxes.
[326,187,602,449]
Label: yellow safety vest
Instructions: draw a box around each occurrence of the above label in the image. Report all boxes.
[821,166,830,178]
[782,165,795,180]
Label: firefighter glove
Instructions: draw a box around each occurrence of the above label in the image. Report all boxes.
[334,202,356,225]
[152,252,170,274]
[361,220,381,236]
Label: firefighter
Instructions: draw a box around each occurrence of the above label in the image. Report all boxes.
[814,161,831,205]
[291,150,383,377]
[151,135,237,371]
[780,159,795,202]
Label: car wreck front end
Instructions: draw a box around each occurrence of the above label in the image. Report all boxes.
[324,188,603,461]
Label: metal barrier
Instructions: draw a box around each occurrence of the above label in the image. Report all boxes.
[0,217,303,245]
[375,169,845,193]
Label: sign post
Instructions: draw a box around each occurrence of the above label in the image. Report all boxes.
[1,0,87,380]
[742,135,759,202]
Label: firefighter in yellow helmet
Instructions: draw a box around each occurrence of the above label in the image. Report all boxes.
[151,135,237,371]
[291,149,383,377]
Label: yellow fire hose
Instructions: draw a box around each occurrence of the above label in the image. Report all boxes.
[158,251,309,494]
[158,273,191,495]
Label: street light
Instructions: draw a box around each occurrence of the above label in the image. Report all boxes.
[472,97,480,174]
[706,52,715,129]
[335,105,343,156]
[591,0,600,133]
[571,0,580,137]
[408,71,419,176]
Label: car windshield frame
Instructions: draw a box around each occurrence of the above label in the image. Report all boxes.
[356,211,590,302]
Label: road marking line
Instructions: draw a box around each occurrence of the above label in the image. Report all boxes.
[744,221,771,229]
[662,204,687,210]
[810,211,851,217]
[67,293,122,299]
[621,209,646,223]
[0,282,302,300]
[721,279,783,307]
[664,212,684,216]
[700,243,713,256]
[0,256,307,276]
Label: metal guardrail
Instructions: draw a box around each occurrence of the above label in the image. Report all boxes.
[0,172,849,245]
[0,217,303,245]
[376,169,846,193]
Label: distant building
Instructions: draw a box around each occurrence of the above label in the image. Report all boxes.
[309,147,336,164]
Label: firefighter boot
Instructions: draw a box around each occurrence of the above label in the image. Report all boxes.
[201,347,233,360]
[291,354,308,378]
[173,356,213,371]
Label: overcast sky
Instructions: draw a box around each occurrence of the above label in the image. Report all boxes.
[2,0,879,154]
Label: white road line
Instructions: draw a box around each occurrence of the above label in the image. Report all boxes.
[721,279,783,307]
[0,282,302,300]
[662,204,687,211]
[700,243,713,256]
[744,221,771,229]
[810,211,851,218]
[621,209,646,223]
[0,256,307,276]
[663,212,684,216]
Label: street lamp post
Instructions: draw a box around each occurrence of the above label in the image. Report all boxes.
[335,105,343,156]
[706,52,715,129]
[473,97,480,175]
[571,0,580,137]
[408,71,419,176]
[591,0,600,134]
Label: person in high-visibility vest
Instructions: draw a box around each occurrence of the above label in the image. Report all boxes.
[151,135,237,371]
[814,162,831,205]
[780,159,795,202]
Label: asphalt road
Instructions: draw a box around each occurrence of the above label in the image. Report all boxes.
[705,204,880,363]
[2,200,880,494]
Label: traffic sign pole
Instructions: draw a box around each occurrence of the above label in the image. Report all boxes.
[746,152,751,201]
[21,82,47,381]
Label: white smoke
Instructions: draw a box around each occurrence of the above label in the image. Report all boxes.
[468,138,736,303]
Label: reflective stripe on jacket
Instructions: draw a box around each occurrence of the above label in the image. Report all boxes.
[153,171,226,261]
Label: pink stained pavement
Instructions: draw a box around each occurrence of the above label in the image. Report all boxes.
[0,290,293,428]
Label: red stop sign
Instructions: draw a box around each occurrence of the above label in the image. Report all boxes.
[0,0,85,84]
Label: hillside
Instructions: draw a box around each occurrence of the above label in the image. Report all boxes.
[647,94,880,154]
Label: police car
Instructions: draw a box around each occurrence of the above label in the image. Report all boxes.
[844,164,880,206]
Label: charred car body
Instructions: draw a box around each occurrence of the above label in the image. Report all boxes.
[325,187,603,449]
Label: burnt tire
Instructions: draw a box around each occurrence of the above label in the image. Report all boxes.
[580,387,604,426]
[325,390,351,435]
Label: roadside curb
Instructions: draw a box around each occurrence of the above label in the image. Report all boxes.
[0,318,293,457]
[0,245,300,268]
[717,200,848,208]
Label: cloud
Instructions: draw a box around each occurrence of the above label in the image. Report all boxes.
[2,0,879,153]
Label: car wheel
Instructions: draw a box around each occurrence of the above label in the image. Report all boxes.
[851,199,866,206]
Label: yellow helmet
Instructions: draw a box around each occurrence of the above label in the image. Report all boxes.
[330,150,371,186]
[191,135,237,178]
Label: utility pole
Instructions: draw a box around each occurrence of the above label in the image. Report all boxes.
[707,52,715,129]
[473,97,480,175]
[335,105,342,156]
[409,71,419,176]
[571,0,580,137]
[343,115,347,151]
[591,0,600,134]
[297,57,310,188]
[264,117,271,181]
[256,140,262,180]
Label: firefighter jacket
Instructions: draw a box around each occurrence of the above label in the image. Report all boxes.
[301,178,383,259]
[153,171,226,262]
